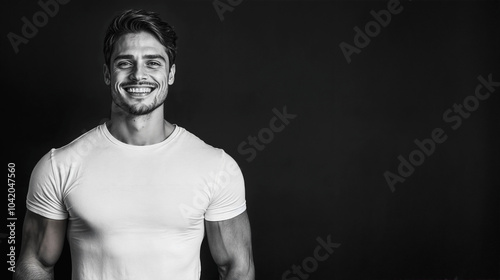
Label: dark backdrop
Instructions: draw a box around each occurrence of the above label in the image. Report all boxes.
[3,0,499,279]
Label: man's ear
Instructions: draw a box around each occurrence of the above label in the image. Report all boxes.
[168,64,176,85]
[103,64,111,85]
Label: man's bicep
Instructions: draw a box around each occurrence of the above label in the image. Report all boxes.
[205,211,254,270]
[19,210,67,267]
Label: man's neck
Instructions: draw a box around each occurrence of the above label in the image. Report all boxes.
[107,105,174,146]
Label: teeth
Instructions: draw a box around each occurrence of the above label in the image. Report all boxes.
[125,87,152,93]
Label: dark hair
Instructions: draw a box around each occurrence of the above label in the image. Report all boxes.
[103,9,177,67]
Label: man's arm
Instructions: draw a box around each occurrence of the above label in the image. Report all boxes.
[205,211,255,280]
[13,210,67,280]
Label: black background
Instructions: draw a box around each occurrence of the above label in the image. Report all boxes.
[2,0,499,279]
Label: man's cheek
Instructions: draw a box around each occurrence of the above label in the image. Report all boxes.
[112,69,128,80]
[113,83,121,95]
[160,81,168,91]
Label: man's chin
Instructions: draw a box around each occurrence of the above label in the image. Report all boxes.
[122,102,163,116]
[126,105,154,116]
[111,92,166,116]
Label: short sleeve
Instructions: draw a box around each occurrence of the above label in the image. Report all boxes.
[205,152,246,221]
[26,150,68,220]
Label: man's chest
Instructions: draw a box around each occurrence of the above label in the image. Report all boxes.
[63,159,214,234]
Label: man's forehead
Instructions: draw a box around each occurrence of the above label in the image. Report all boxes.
[112,32,168,59]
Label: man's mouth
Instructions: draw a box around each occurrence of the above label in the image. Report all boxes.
[122,85,156,95]
[125,87,153,93]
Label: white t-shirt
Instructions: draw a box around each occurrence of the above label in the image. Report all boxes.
[26,124,246,280]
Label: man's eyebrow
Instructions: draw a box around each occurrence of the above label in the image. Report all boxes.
[113,54,166,62]
[113,54,134,62]
[143,54,166,62]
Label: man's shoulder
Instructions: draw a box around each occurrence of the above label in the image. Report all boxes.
[176,126,226,160]
[50,125,107,164]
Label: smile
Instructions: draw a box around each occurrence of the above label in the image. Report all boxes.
[121,84,157,97]
[124,87,154,93]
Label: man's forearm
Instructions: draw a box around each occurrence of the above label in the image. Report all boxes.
[13,260,54,280]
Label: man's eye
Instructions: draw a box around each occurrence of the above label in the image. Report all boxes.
[117,61,132,68]
[147,61,162,67]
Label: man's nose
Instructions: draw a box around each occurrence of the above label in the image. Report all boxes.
[129,65,147,81]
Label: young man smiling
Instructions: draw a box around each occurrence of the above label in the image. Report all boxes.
[14,9,254,280]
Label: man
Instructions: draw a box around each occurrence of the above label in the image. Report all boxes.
[14,9,254,280]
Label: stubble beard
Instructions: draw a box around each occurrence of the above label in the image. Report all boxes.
[113,89,167,116]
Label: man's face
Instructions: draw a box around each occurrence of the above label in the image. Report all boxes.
[103,31,175,116]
